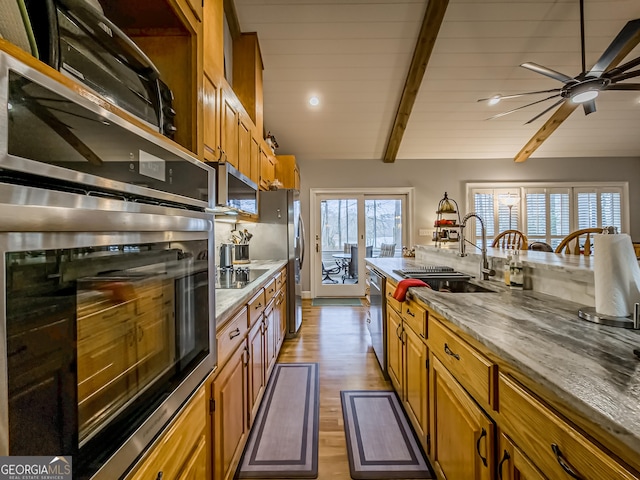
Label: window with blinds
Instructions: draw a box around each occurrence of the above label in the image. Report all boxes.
[467,183,626,248]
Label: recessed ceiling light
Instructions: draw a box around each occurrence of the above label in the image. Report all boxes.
[487,95,501,106]
[309,96,320,106]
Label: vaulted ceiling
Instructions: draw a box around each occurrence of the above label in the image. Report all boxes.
[234,0,640,162]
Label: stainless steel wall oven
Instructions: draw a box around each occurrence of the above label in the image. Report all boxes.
[0,50,215,479]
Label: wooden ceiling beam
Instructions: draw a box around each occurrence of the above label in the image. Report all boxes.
[382,0,449,163]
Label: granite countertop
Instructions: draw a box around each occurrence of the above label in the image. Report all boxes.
[367,257,640,458]
[214,260,287,327]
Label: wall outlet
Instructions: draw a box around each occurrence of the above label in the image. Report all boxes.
[419,229,430,236]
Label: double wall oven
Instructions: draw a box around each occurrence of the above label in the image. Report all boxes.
[0,50,216,478]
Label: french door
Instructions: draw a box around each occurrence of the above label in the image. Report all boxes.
[311,190,409,298]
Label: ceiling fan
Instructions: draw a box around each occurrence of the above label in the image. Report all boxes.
[479,0,640,162]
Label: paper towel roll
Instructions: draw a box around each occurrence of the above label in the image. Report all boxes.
[593,233,640,317]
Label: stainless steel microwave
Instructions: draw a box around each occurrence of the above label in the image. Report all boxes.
[209,161,259,215]
[0,49,216,479]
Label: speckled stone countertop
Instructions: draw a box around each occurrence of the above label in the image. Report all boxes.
[367,257,640,458]
[214,260,287,327]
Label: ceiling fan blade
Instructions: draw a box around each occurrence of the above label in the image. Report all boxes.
[477,89,561,102]
[524,99,566,125]
[582,99,596,116]
[606,83,640,91]
[609,68,640,83]
[604,56,640,78]
[485,94,562,120]
[515,102,578,162]
[520,62,575,83]
[587,19,640,77]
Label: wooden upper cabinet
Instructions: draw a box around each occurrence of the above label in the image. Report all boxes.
[203,74,221,162]
[233,33,264,136]
[238,114,252,178]
[102,1,202,155]
[250,133,260,185]
[275,155,300,190]
[259,147,276,191]
[185,0,203,21]
[221,87,239,168]
[203,0,224,80]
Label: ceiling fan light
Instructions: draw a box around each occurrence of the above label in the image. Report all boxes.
[487,95,501,106]
[572,90,599,103]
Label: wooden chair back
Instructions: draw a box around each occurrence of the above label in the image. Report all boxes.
[492,230,528,250]
[555,228,603,255]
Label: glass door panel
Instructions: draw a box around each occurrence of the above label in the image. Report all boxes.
[316,196,364,297]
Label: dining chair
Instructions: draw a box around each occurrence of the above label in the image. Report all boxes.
[342,246,373,282]
[378,243,396,257]
[555,228,603,255]
[492,230,528,250]
[321,261,341,283]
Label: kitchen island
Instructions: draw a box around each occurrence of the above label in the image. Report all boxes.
[367,254,640,479]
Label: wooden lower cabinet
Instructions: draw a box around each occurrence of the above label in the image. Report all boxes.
[127,386,207,480]
[264,303,277,380]
[497,432,546,480]
[248,318,265,424]
[403,324,429,451]
[387,305,403,393]
[498,373,638,480]
[430,354,494,480]
[211,343,249,480]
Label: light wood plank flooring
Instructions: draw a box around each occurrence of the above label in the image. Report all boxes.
[277,299,391,480]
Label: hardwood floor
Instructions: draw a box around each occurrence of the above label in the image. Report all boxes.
[277,299,392,480]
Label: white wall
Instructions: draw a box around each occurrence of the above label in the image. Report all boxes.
[296,157,640,290]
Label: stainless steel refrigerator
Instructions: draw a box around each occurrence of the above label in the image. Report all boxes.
[249,189,304,336]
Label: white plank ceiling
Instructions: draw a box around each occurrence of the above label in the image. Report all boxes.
[234,0,640,161]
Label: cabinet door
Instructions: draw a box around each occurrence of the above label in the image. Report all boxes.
[430,355,494,480]
[250,134,260,185]
[387,307,403,394]
[403,325,429,452]
[497,432,546,480]
[212,343,248,480]
[264,306,277,380]
[221,91,238,168]
[248,319,265,424]
[238,116,251,177]
[259,148,275,190]
[203,75,221,162]
[203,0,223,79]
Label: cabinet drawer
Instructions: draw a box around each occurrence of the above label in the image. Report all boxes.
[499,374,638,480]
[248,289,266,326]
[264,278,277,306]
[217,307,248,367]
[401,296,426,338]
[428,318,496,409]
[385,278,402,313]
[127,386,206,480]
[275,271,284,290]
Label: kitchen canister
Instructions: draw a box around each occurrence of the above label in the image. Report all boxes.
[234,244,250,264]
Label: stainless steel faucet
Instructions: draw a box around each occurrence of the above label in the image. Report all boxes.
[458,212,496,280]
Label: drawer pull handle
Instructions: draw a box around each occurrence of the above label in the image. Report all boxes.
[156,472,163,480]
[498,449,510,479]
[551,444,583,479]
[395,322,402,340]
[444,343,460,360]
[255,302,262,309]
[229,328,241,339]
[476,428,488,467]
[406,308,415,317]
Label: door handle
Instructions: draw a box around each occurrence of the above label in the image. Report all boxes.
[476,428,488,467]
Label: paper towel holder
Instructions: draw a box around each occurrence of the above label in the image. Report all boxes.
[578,303,640,329]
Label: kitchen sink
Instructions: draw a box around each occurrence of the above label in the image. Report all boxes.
[425,278,499,293]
